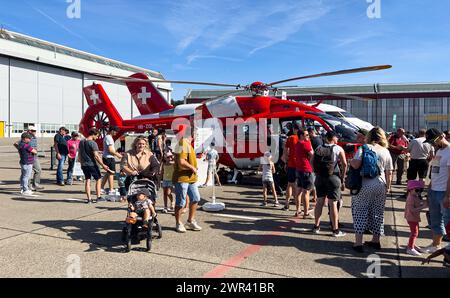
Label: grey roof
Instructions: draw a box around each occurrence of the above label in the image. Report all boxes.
[0,29,164,79]
[186,82,450,99]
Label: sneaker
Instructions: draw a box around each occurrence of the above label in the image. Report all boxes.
[22,190,33,196]
[186,221,202,231]
[282,206,289,211]
[273,202,280,207]
[29,186,36,191]
[57,182,65,186]
[420,245,441,254]
[100,189,107,195]
[77,177,83,181]
[260,202,268,207]
[406,247,422,256]
[86,199,92,204]
[34,185,44,190]
[96,196,106,202]
[332,230,346,237]
[312,226,320,234]
[162,208,168,214]
[176,223,187,233]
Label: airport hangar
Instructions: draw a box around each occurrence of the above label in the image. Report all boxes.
[0,29,172,138]
[185,83,450,134]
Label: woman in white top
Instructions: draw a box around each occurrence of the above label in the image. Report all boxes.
[350,127,393,253]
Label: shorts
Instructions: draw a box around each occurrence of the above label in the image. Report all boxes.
[162,180,173,188]
[207,163,216,174]
[102,157,116,173]
[296,171,314,191]
[81,165,101,180]
[428,190,450,235]
[407,159,429,180]
[287,167,297,183]
[315,174,341,201]
[262,180,274,188]
[175,182,201,208]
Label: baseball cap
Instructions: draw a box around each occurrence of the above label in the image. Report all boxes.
[407,180,425,191]
[28,125,37,131]
[424,128,443,144]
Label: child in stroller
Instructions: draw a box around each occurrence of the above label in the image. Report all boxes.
[128,188,156,228]
[122,179,162,252]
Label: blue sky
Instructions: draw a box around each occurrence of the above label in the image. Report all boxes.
[1,0,450,101]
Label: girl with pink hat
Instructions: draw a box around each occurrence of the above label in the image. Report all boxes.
[404,180,428,256]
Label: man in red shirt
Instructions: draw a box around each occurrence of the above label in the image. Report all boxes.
[295,129,314,218]
[388,128,409,185]
[282,124,299,211]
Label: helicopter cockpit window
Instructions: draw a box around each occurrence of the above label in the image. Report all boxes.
[306,112,358,143]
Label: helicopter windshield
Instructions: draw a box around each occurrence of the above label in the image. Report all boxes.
[306,112,358,143]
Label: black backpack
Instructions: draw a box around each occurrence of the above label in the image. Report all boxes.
[313,145,337,177]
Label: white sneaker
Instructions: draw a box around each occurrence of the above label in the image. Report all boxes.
[185,220,202,231]
[406,247,422,256]
[22,190,33,196]
[176,223,186,233]
[420,245,441,254]
[332,230,346,238]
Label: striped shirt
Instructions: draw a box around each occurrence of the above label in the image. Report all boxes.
[18,141,35,165]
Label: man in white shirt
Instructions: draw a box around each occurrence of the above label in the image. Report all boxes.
[422,128,450,253]
[101,126,122,195]
[407,129,434,182]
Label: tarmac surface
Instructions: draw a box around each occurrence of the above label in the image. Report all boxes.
[0,139,449,278]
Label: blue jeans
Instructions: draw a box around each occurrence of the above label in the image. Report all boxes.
[56,155,67,183]
[175,182,200,208]
[20,164,33,192]
[428,190,450,235]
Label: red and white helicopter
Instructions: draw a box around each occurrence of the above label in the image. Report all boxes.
[79,65,391,171]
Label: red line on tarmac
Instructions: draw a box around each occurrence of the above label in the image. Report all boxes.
[203,218,301,278]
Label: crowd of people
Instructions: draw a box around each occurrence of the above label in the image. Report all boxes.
[279,124,450,261]
[13,123,450,264]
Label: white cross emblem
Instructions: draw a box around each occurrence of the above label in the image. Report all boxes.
[90,90,99,105]
[137,87,151,105]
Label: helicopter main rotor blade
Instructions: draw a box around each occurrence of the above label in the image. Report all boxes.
[268,65,392,86]
[278,87,373,102]
[87,73,241,88]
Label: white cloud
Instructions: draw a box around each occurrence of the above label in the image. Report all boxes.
[163,0,332,63]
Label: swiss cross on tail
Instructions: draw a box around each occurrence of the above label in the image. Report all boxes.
[126,73,173,115]
[84,86,102,106]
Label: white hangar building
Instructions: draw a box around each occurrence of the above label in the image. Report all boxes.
[0,29,172,138]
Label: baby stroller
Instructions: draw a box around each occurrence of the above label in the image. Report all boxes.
[122,179,162,252]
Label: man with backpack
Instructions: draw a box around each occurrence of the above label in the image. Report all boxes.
[312,131,347,237]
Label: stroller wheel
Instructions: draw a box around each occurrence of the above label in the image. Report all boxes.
[125,225,132,252]
[146,220,153,252]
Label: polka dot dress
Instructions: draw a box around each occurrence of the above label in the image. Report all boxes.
[351,178,387,235]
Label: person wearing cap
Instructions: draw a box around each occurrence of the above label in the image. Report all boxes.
[14,126,44,190]
[350,127,393,252]
[404,180,428,256]
[172,125,202,233]
[101,126,123,195]
[128,188,156,228]
[16,132,37,195]
[66,131,82,185]
[312,130,347,237]
[54,126,69,186]
[388,128,410,185]
[421,128,450,254]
